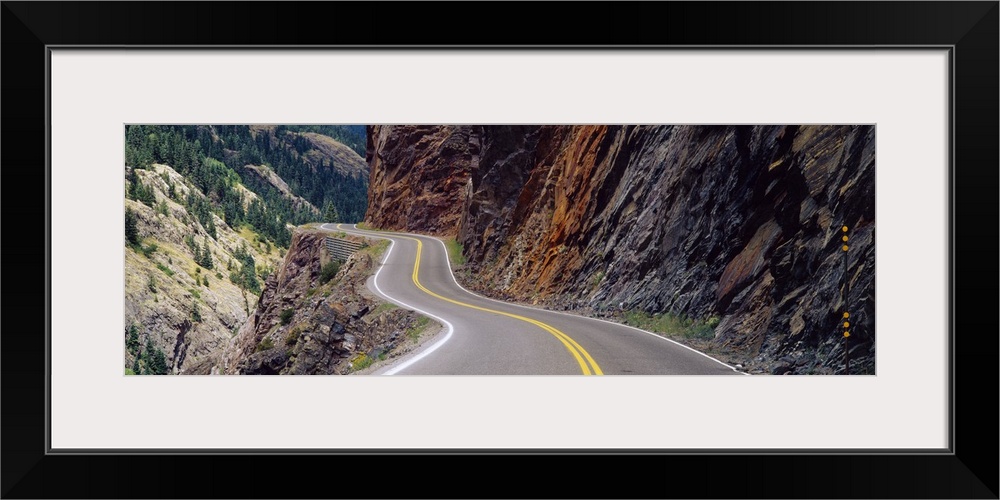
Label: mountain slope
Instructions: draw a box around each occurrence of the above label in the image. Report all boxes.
[243,163,320,215]
[124,163,282,374]
[124,124,368,374]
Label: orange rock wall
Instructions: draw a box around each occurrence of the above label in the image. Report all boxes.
[365,125,478,236]
[366,125,876,373]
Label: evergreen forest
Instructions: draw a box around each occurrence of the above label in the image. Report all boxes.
[124,125,367,248]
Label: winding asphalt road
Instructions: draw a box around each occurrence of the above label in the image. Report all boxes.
[322,223,743,376]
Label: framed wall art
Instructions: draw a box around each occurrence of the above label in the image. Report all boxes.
[3,2,996,498]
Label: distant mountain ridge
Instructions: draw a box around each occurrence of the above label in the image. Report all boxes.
[127,125,368,238]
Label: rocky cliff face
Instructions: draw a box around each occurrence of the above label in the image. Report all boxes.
[215,230,425,375]
[365,125,876,374]
[365,125,478,235]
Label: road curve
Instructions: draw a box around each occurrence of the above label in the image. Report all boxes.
[322,223,743,376]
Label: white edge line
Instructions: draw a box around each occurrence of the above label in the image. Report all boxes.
[437,234,748,376]
[319,224,454,375]
[335,224,747,376]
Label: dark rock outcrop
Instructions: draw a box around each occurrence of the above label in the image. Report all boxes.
[365,125,876,374]
[219,230,422,375]
[365,125,478,235]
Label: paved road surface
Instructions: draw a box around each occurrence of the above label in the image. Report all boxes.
[321,223,743,376]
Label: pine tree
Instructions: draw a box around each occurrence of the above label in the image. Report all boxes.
[184,234,197,255]
[145,340,169,375]
[125,207,140,246]
[196,240,214,269]
[231,253,260,315]
[129,178,156,207]
[126,324,140,354]
[127,171,139,200]
[323,200,339,223]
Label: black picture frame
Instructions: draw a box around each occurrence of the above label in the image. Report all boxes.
[3,2,997,498]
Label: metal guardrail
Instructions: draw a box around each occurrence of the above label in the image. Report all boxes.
[324,236,363,261]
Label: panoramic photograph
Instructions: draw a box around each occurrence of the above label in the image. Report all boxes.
[124,125,875,375]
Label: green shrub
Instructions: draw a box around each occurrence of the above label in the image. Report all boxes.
[622,310,719,341]
[279,308,294,325]
[156,263,174,277]
[591,270,605,288]
[139,243,158,258]
[351,353,373,371]
[191,302,202,322]
[407,316,431,341]
[257,264,273,280]
[156,200,169,217]
[445,238,466,266]
[184,234,198,255]
[319,260,341,284]
[256,337,275,352]
[360,240,389,258]
[371,302,398,316]
[285,327,301,346]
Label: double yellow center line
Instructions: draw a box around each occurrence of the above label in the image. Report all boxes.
[401,236,603,375]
